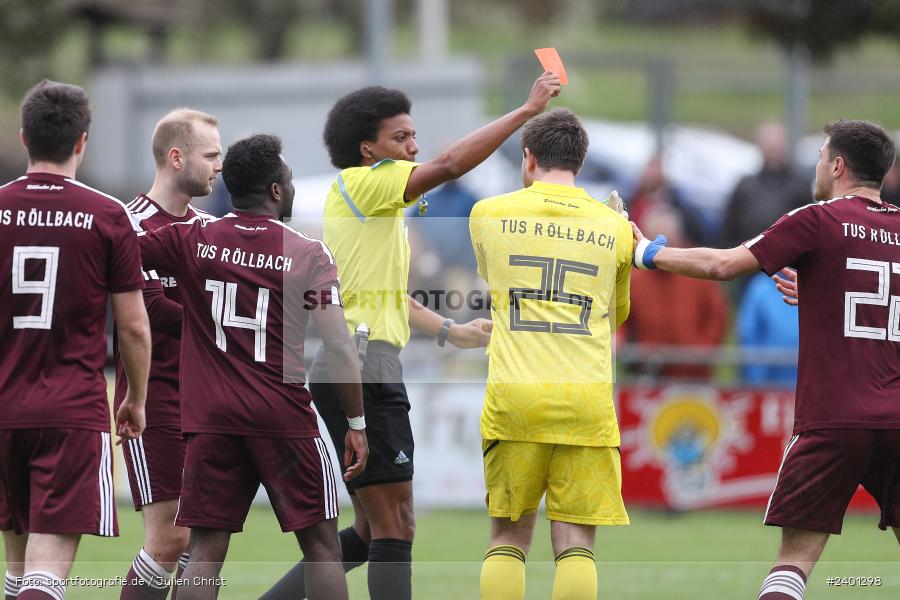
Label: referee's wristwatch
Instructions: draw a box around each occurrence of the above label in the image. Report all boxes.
[436,318,455,347]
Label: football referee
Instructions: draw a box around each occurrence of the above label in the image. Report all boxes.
[262,71,560,600]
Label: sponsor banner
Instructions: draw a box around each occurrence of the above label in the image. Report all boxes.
[619,386,878,511]
[114,382,878,512]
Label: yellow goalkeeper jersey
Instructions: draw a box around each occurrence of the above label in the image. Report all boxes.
[469,180,632,447]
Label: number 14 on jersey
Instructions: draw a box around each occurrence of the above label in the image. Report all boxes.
[206,279,270,362]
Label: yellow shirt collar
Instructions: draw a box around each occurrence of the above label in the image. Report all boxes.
[528,180,592,201]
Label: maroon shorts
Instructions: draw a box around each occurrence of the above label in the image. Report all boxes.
[0,428,117,536]
[122,426,186,510]
[765,429,900,534]
[175,434,338,533]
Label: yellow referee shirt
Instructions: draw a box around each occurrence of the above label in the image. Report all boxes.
[469,180,632,447]
[323,159,419,348]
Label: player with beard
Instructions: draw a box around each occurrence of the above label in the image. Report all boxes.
[631,120,900,600]
[116,108,222,600]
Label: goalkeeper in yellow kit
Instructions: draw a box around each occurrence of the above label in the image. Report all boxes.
[469,108,632,600]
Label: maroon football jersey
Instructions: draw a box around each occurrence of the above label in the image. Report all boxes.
[139,211,340,437]
[113,195,213,428]
[746,195,900,433]
[0,172,144,431]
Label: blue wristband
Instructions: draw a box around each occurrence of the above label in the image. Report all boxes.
[634,234,668,269]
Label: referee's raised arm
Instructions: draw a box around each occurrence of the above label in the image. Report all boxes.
[403,71,561,201]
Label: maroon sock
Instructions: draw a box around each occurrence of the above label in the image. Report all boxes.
[17,592,55,600]
[17,571,65,600]
[758,564,807,599]
[169,553,189,600]
[120,551,170,600]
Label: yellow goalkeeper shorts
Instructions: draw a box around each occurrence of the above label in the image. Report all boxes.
[482,439,629,526]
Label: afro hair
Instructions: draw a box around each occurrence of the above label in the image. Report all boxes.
[323,86,412,169]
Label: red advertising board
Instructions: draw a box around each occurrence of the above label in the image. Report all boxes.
[617,386,878,512]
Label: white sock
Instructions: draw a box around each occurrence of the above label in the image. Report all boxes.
[758,565,806,599]
[132,548,172,590]
[19,571,65,600]
[4,571,21,597]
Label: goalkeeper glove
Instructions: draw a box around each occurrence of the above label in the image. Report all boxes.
[604,190,628,218]
[633,234,668,269]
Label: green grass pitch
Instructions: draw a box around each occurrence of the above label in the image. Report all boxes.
[2,506,897,598]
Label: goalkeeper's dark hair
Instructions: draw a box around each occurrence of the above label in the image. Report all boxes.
[222,134,287,209]
[521,108,588,174]
[823,120,896,188]
[323,86,412,169]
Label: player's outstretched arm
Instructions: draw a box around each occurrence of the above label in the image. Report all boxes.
[774,268,799,306]
[408,295,492,348]
[631,221,760,281]
[403,71,561,202]
[311,303,368,481]
[111,289,152,443]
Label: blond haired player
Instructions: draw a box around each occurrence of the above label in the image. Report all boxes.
[469,108,632,600]
[115,108,222,600]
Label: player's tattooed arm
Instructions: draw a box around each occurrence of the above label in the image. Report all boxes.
[631,221,760,281]
[773,268,799,306]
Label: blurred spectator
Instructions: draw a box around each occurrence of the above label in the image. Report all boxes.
[737,272,799,386]
[722,122,811,249]
[410,180,479,270]
[407,181,484,325]
[622,206,729,379]
[627,153,708,245]
[881,158,900,206]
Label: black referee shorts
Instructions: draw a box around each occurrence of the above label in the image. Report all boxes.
[310,341,414,493]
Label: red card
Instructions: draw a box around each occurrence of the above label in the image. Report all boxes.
[534,47,568,85]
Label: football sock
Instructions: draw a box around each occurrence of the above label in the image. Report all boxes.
[17,571,65,600]
[5,571,21,599]
[120,548,171,599]
[15,593,56,600]
[480,545,526,600]
[367,538,412,600]
[758,565,806,599]
[170,553,190,600]
[259,527,369,599]
[338,526,370,571]
[552,547,597,600]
